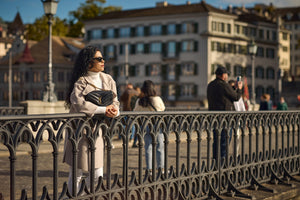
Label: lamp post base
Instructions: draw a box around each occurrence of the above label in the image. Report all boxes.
[43,83,57,102]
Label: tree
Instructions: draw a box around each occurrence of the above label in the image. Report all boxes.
[67,0,121,37]
[26,16,68,41]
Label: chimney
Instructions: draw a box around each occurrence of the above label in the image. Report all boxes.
[227,5,233,13]
[186,1,191,5]
[156,1,168,7]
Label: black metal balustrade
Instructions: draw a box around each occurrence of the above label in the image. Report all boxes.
[0,111,299,200]
[0,107,25,116]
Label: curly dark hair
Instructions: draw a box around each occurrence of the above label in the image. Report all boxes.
[65,46,100,108]
[139,80,157,107]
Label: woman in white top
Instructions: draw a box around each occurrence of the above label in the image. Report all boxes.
[133,80,165,172]
[64,46,119,194]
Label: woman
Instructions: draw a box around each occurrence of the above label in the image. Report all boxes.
[64,46,119,193]
[133,80,165,172]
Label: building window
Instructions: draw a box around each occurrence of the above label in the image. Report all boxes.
[120,27,130,38]
[282,46,288,52]
[33,72,40,83]
[13,72,20,83]
[234,65,243,76]
[266,67,275,79]
[150,64,160,76]
[266,48,275,58]
[282,32,288,40]
[107,28,114,38]
[136,26,144,37]
[168,84,176,101]
[150,24,162,36]
[257,47,264,57]
[167,64,176,81]
[182,22,196,33]
[167,24,176,35]
[182,63,196,76]
[227,24,231,33]
[182,40,194,52]
[105,44,116,60]
[167,41,176,58]
[259,29,264,38]
[246,65,252,77]
[272,31,277,41]
[58,71,64,82]
[181,84,194,97]
[235,25,240,34]
[242,26,248,36]
[212,21,217,31]
[91,29,102,39]
[150,42,162,53]
[136,43,144,54]
[256,66,264,79]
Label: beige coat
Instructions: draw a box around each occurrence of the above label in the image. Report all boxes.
[63,72,120,171]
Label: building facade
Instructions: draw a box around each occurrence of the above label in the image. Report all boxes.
[84,1,290,108]
[0,36,84,106]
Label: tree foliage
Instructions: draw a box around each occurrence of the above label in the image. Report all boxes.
[26,16,69,41]
[67,0,121,37]
[25,0,121,40]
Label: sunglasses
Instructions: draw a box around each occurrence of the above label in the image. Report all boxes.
[93,57,105,62]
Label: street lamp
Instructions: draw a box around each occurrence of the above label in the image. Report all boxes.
[41,0,58,102]
[248,39,257,109]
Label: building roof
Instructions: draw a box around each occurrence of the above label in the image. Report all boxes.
[16,43,34,64]
[237,13,276,24]
[8,12,25,35]
[274,7,300,22]
[0,36,85,66]
[86,1,232,21]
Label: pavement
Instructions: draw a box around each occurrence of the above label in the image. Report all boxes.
[0,136,300,200]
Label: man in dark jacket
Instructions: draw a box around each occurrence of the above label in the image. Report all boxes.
[207,66,243,162]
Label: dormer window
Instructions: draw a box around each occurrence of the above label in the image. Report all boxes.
[286,12,293,20]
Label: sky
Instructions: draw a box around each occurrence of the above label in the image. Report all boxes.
[0,0,299,24]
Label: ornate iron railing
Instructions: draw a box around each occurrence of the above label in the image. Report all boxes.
[0,107,25,116]
[0,111,299,200]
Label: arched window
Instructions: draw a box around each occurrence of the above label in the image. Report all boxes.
[256,66,264,79]
[234,65,243,76]
[256,85,265,101]
[266,67,275,79]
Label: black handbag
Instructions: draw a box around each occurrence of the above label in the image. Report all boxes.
[85,90,115,106]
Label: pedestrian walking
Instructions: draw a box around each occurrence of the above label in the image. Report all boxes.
[64,46,120,194]
[133,80,165,173]
[277,96,288,110]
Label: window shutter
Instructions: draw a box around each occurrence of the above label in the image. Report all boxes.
[130,44,136,54]
[102,30,107,39]
[86,30,91,41]
[145,65,150,76]
[175,64,181,80]
[193,85,198,96]
[162,43,166,57]
[130,27,135,37]
[129,65,136,76]
[176,24,181,34]
[161,84,167,99]
[194,23,198,33]
[194,41,198,52]
[144,26,149,36]
[162,25,167,35]
[161,65,167,80]
[176,42,181,56]
[194,63,198,75]
[114,28,119,38]
[144,43,149,54]
[175,85,181,100]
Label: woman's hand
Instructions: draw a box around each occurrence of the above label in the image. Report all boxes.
[105,105,118,118]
